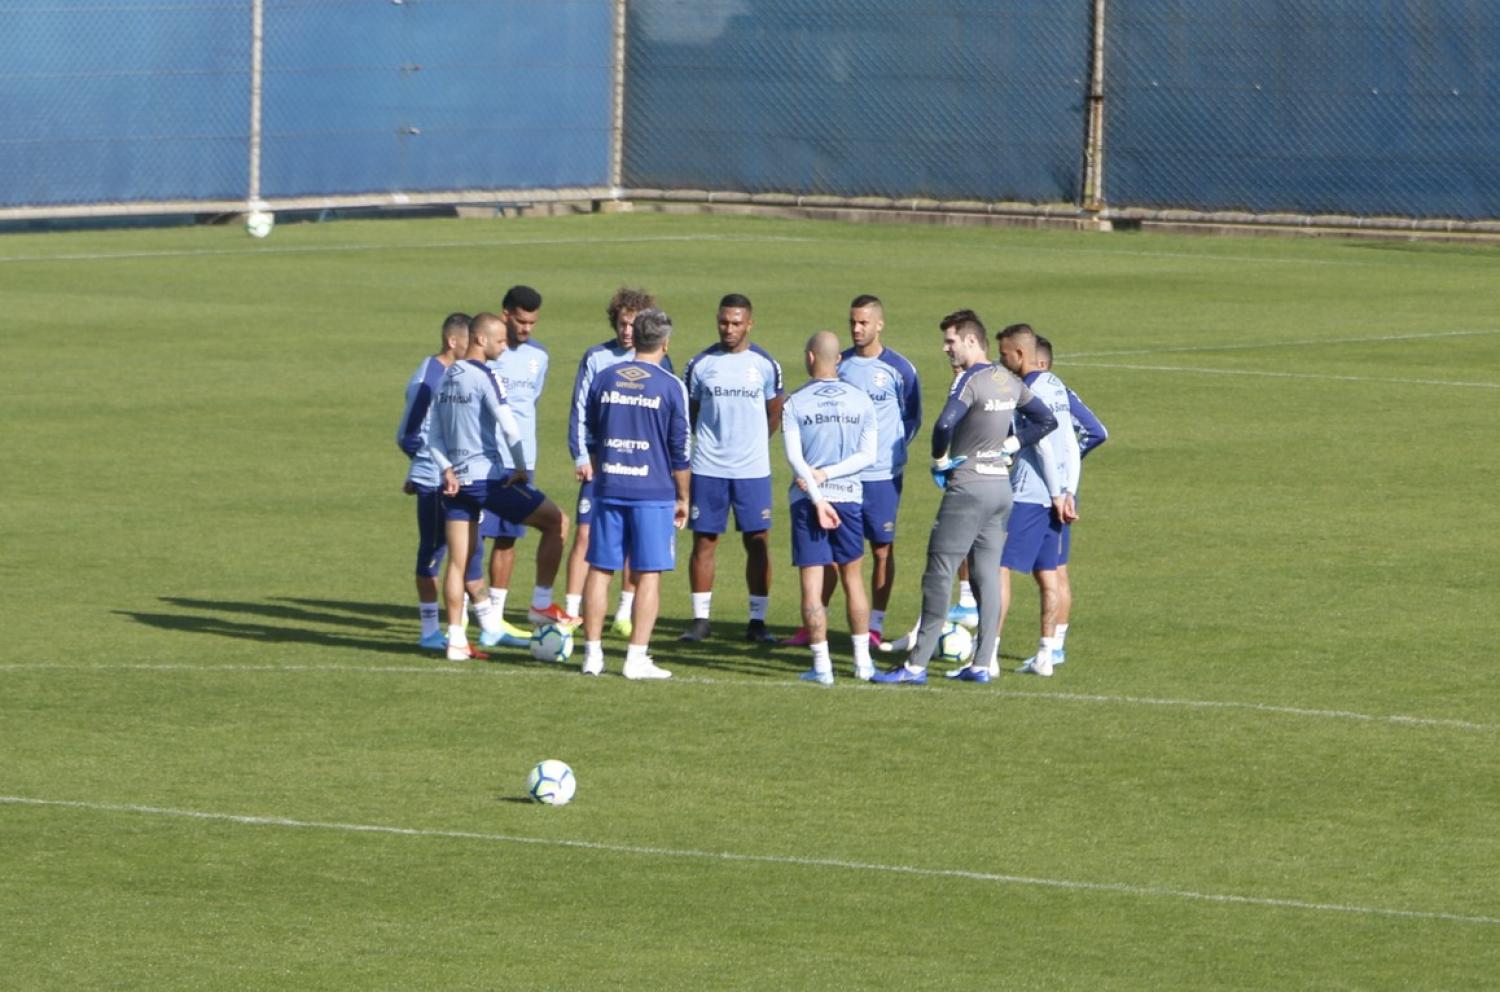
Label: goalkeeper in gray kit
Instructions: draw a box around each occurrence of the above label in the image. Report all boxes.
[873,310,1058,685]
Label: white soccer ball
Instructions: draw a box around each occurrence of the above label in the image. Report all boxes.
[526,759,576,805]
[529,622,574,663]
[244,210,275,239]
[936,621,975,664]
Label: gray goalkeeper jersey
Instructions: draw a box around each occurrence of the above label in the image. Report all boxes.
[934,363,1034,487]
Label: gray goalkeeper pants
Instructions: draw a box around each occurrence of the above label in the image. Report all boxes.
[908,481,1012,670]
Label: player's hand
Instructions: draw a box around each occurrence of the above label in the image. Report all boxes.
[795,476,808,493]
[815,501,841,531]
[1052,494,1076,523]
[930,455,967,489]
[441,469,460,497]
[812,467,828,485]
[575,462,594,483]
[1062,493,1079,523]
[673,498,689,530]
[503,467,529,488]
[1001,435,1020,468]
[401,480,417,496]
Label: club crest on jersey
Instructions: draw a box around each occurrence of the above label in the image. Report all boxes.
[745,367,763,386]
[872,370,889,388]
[528,359,540,376]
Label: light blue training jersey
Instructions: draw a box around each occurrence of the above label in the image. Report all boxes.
[837,345,921,480]
[427,359,526,485]
[488,340,549,470]
[396,356,446,488]
[684,342,783,479]
[781,378,877,505]
[1010,370,1081,506]
[567,339,676,468]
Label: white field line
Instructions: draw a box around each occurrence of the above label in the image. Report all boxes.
[3,795,1496,927]
[1068,327,1500,359]
[1065,360,1500,390]
[0,233,814,264]
[1,662,1493,733]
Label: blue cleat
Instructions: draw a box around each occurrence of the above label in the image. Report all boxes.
[479,618,531,649]
[798,668,834,687]
[871,664,928,685]
[1053,649,1067,667]
[418,630,447,651]
[946,603,978,629]
[952,665,991,683]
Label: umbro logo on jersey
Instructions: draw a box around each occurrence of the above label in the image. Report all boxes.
[616,365,651,382]
[814,384,843,398]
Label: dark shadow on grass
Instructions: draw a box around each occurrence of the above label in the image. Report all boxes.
[160,596,398,631]
[497,796,537,805]
[118,609,421,657]
[274,597,414,623]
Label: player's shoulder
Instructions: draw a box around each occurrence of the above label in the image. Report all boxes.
[683,343,723,374]
[578,339,616,366]
[524,339,549,357]
[879,346,918,379]
[747,342,781,367]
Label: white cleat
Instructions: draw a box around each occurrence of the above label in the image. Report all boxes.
[853,664,875,682]
[446,642,470,663]
[581,655,604,677]
[622,658,672,680]
[1016,655,1054,678]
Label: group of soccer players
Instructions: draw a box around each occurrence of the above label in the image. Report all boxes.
[397,287,1106,682]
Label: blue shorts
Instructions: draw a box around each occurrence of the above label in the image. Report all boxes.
[443,479,547,526]
[790,499,865,567]
[480,470,533,540]
[575,477,597,527]
[587,500,678,572]
[690,474,773,534]
[1059,522,1072,566]
[1000,501,1064,573]
[413,486,484,580]
[860,475,904,544]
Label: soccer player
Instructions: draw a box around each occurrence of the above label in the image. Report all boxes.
[872,310,1057,685]
[579,308,691,679]
[987,323,1081,679]
[781,294,920,648]
[563,288,672,637]
[679,293,786,643]
[395,312,489,653]
[782,330,878,684]
[477,289,550,647]
[427,317,577,662]
[1020,334,1108,670]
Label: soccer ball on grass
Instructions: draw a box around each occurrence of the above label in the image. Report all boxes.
[244,210,275,238]
[527,759,576,805]
[529,623,574,662]
[935,621,975,664]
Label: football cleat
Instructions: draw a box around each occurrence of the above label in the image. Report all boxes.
[528,604,581,628]
[418,630,447,651]
[745,619,777,643]
[779,627,812,647]
[622,657,672,680]
[951,665,991,683]
[1016,655,1054,678]
[946,603,979,629]
[677,617,711,642]
[1052,649,1067,667]
[581,655,604,677]
[853,663,875,682]
[798,668,834,687]
[479,618,531,649]
[871,664,928,685]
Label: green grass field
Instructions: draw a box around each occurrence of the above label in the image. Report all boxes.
[2,212,1498,990]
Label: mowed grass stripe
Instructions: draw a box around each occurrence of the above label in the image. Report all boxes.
[2,662,1494,733]
[5,795,1497,928]
[1066,360,1500,390]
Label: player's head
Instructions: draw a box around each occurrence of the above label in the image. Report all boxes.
[997,323,1038,376]
[717,293,754,351]
[805,329,842,378]
[607,286,656,349]
[440,312,472,358]
[470,311,506,361]
[939,309,988,370]
[633,308,673,356]
[849,294,884,351]
[1035,334,1053,370]
[501,285,542,345]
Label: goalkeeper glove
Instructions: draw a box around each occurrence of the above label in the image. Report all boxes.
[930,455,967,489]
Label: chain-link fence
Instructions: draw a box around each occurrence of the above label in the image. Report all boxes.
[5,1,1500,224]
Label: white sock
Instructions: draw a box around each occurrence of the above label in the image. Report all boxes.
[852,633,871,669]
[489,588,508,615]
[810,641,832,674]
[870,609,885,634]
[958,581,976,609]
[691,592,712,620]
[625,643,650,665]
[1041,635,1063,659]
[615,591,635,620]
[463,594,473,623]
[447,623,468,647]
[1055,624,1069,648]
[584,640,603,663]
[748,595,768,621]
[531,586,553,611]
[419,602,441,637]
[473,599,501,635]
[565,593,583,616]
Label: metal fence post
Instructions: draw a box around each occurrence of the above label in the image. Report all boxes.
[1081,0,1107,213]
[248,0,265,211]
